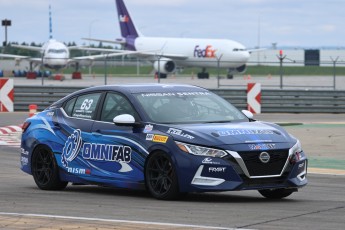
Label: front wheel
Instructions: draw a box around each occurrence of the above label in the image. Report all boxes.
[31,145,68,190]
[145,151,179,200]
[258,188,295,199]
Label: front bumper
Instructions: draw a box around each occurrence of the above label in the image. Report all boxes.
[177,148,308,193]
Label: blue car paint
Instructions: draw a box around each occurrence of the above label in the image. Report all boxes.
[20,84,307,194]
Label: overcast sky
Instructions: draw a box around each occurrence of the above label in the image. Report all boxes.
[1,0,344,48]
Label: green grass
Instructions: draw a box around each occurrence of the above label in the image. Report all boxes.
[62,65,345,76]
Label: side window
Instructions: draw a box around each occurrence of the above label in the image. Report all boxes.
[100,93,137,122]
[63,97,76,116]
[71,93,101,120]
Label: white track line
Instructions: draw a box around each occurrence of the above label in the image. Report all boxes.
[0,212,254,230]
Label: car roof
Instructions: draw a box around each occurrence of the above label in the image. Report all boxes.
[50,84,209,107]
[84,84,207,94]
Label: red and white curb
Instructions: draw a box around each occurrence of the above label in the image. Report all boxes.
[0,125,22,147]
[0,125,22,135]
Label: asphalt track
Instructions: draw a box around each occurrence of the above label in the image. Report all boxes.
[0,112,344,229]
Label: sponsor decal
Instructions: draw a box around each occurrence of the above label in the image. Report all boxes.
[144,124,153,133]
[62,130,82,167]
[259,152,270,163]
[67,167,91,175]
[248,143,276,150]
[62,129,133,172]
[209,167,226,173]
[72,99,94,119]
[298,162,305,168]
[82,143,131,163]
[21,156,28,166]
[140,92,210,97]
[245,140,273,143]
[218,129,274,136]
[21,148,29,156]
[146,134,154,141]
[152,135,169,143]
[167,128,194,139]
[202,157,221,165]
[194,45,217,58]
[46,111,54,116]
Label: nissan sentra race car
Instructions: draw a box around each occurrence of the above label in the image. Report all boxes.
[20,84,307,200]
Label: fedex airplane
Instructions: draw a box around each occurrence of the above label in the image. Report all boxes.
[86,0,251,78]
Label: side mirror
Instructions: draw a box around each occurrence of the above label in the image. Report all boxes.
[242,110,254,119]
[113,114,135,126]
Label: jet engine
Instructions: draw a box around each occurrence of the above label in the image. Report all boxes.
[153,58,176,74]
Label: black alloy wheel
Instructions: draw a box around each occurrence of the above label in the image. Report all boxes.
[145,151,179,200]
[31,145,68,190]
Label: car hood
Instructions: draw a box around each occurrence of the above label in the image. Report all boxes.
[157,121,294,147]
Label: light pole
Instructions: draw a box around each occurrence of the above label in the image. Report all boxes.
[216,54,223,88]
[2,19,11,47]
[330,56,339,90]
[277,50,286,89]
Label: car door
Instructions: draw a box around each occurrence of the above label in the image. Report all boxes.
[54,92,103,177]
[88,92,148,188]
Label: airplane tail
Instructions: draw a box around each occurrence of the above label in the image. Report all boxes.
[115,0,139,38]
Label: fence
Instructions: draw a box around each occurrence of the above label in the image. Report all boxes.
[13,86,345,113]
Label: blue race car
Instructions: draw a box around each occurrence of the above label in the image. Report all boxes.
[20,84,307,200]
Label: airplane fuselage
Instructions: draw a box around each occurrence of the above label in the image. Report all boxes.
[41,39,69,70]
[134,37,250,69]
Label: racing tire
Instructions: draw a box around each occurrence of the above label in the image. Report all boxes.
[31,145,68,190]
[145,151,179,200]
[258,189,295,199]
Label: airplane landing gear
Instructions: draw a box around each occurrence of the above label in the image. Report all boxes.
[197,68,209,79]
[227,73,233,79]
[155,72,167,79]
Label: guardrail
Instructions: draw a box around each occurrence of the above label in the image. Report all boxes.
[14,86,345,113]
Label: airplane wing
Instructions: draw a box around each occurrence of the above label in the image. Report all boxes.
[0,53,42,66]
[70,50,147,62]
[82,37,126,45]
[81,38,188,60]
[10,44,42,52]
[0,53,31,59]
[0,53,41,62]
[247,48,267,53]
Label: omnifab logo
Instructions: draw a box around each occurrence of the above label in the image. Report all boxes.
[194,45,217,58]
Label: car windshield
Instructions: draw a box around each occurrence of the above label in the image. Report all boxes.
[135,91,247,124]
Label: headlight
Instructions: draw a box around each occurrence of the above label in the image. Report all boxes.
[175,141,228,158]
[289,140,306,163]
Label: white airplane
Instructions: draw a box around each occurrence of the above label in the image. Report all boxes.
[84,0,252,79]
[0,5,139,74]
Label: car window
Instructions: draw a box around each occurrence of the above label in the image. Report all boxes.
[71,93,101,120]
[63,97,77,116]
[100,93,137,122]
[135,91,246,123]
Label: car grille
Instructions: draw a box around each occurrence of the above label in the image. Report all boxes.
[237,150,289,177]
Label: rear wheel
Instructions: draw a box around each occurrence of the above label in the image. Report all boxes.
[258,188,295,199]
[31,145,68,190]
[145,151,179,200]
